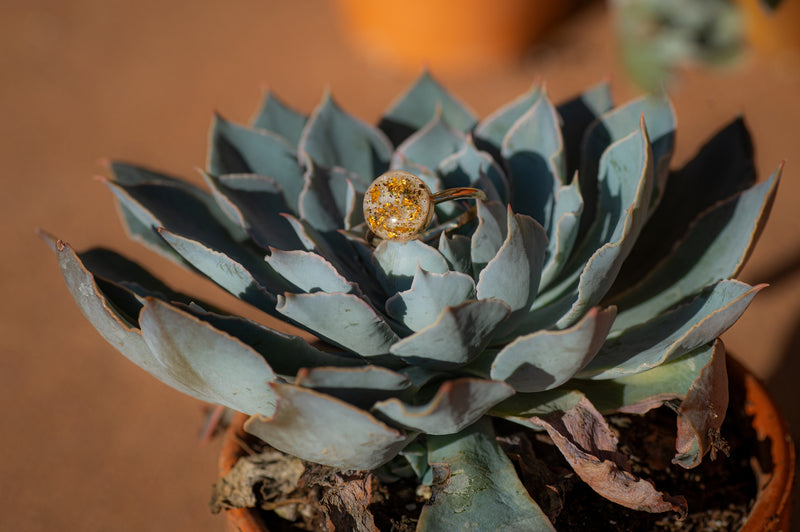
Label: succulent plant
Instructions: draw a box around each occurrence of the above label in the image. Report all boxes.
[44,71,779,529]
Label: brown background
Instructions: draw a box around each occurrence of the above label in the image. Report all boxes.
[2,1,798,530]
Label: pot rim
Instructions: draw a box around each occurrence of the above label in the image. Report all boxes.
[729,355,795,532]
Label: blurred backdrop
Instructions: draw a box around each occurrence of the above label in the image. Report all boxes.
[1,1,798,530]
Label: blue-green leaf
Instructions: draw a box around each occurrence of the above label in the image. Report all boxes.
[112,195,186,264]
[556,80,613,180]
[561,127,653,325]
[299,93,393,183]
[372,378,514,435]
[609,169,780,331]
[477,209,547,316]
[474,168,504,204]
[51,240,197,396]
[342,178,365,230]
[282,214,386,303]
[199,172,252,233]
[399,367,445,391]
[180,304,363,376]
[244,383,411,470]
[610,117,757,293]
[492,307,617,392]
[389,299,510,369]
[400,442,431,483]
[417,418,555,531]
[391,110,465,177]
[295,365,412,410]
[73,246,201,307]
[574,343,717,414]
[438,136,509,202]
[283,213,353,267]
[251,90,307,148]
[110,162,250,242]
[373,239,449,294]
[540,178,584,289]
[490,389,585,427]
[297,161,358,231]
[139,298,277,416]
[201,172,302,251]
[470,201,508,274]
[579,95,674,229]
[158,228,280,312]
[379,71,477,146]
[277,291,400,358]
[438,233,472,275]
[208,115,305,210]
[104,179,250,257]
[532,122,654,330]
[109,161,186,187]
[103,180,211,266]
[581,280,763,379]
[501,92,566,226]
[385,267,475,332]
[265,248,356,294]
[474,83,542,152]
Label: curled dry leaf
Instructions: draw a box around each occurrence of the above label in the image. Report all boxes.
[316,470,379,532]
[531,396,688,517]
[673,340,730,468]
[210,449,304,513]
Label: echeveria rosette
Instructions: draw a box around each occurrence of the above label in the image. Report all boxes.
[46,71,779,530]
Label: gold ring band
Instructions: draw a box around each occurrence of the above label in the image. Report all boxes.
[431,187,488,204]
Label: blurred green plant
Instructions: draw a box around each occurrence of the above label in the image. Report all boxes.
[612,0,745,91]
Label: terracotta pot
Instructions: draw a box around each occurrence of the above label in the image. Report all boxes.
[219,355,795,531]
[332,0,579,74]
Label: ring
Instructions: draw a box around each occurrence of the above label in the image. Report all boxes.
[363,170,487,242]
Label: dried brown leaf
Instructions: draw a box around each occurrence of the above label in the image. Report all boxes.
[673,340,729,468]
[531,396,688,516]
[210,448,305,513]
[298,465,378,532]
[320,473,378,532]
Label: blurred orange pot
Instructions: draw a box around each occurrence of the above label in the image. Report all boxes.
[332,0,578,73]
[219,355,794,531]
[738,0,800,54]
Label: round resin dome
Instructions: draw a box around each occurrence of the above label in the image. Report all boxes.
[363,170,434,241]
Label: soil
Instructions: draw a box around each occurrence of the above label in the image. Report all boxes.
[211,386,760,532]
[501,403,758,531]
